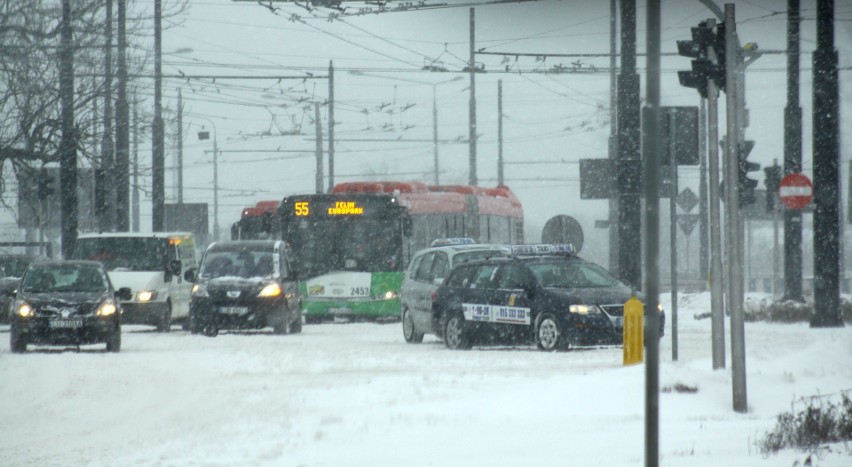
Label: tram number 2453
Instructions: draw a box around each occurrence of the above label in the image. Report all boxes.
[351,287,370,296]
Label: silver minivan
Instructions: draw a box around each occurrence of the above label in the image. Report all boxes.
[400,239,509,343]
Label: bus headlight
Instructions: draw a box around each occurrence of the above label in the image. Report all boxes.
[16,301,34,318]
[136,290,158,302]
[258,283,282,298]
[96,300,117,317]
[374,291,397,300]
[191,284,208,297]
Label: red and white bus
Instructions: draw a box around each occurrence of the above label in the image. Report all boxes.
[330,181,524,264]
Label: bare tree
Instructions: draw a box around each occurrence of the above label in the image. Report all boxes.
[0,0,187,230]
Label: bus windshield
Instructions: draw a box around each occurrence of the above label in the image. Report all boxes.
[74,238,167,272]
[288,218,402,277]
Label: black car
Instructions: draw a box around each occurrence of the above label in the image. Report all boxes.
[8,260,132,353]
[0,254,47,324]
[431,244,665,351]
[188,240,301,336]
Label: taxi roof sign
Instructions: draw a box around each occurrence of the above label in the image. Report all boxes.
[509,243,575,256]
[430,237,477,247]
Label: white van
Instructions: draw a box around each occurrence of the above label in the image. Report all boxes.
[73,232,199,331]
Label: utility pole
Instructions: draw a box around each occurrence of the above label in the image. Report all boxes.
[784,0,804,302]
[644,2,662,464]
[152,0,165,231]
[608,0,619,273]
[115,0,129,231]
[132,92,140,232]
[497,80,503,186]
[98,0,114,232]
[177,88,184,204]
[468,8,477,186]
[617,0,641,289]
[315,102,324,194]
[328,61,335,191]
[812,0,843,327]
[59,0,78,257]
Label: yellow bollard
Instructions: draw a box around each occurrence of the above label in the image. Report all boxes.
[623,296,644,365]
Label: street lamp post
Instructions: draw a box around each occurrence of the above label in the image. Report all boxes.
[196,121,218,241]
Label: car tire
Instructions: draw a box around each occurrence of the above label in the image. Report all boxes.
[188,312,200,335]
[156,302,172,333]
[536,312,569,351]
[106,327,121,352]
[290,308,303,334]
[272,306,289,335]
[10,327,27,353]
[402,309,424,343]
[443,312,471,350]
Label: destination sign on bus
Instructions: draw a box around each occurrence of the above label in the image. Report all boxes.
[293,200,365,217]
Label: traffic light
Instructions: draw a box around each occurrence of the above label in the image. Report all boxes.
[763,163,782,213]
[737,140,759,206]
[677,21,726,96]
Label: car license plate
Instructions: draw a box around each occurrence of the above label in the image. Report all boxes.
[615,317,624,329]
[218,306,248,315]
[328,307,352,315]
[49,319,83,329]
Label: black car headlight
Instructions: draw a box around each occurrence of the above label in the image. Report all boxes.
[15,300,34,318]
[568,304,601,315]
[191,283,209,297]
[96,299,118,317]
[258,282,282,298]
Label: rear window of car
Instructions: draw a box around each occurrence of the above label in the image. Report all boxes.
[452,249,507,265]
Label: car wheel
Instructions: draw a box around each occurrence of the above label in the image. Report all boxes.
[536,312,568,351]
[156,302,172,333]
[402,309,424,343]
[289,308,303,334]
[203,324,219,337]
[272,306,289,335]
[188,312,200,335]
[443,312,471,350]
[10,327,27,353]
[106,327,121,352]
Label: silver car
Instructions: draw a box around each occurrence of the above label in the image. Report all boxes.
[401,240,510,343]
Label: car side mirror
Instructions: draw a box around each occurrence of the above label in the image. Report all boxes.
[184,268,197,282]
[116,287,132,301]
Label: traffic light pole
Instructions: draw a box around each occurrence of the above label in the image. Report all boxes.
[724,4,747,414]
[705,24,726,370]
[783,0,804,303]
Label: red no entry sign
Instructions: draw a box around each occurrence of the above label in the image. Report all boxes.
[779,173,813,210]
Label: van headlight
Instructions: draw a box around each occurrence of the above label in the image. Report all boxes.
[96,300,117,317]
[568,304,599,315]
[191,284,208,297]
[136,290,158,302]
[258,283,282,298]
[15,301,34,318]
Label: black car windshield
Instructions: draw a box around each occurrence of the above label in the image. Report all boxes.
[199,247,276,279]
[21,265,109,294]
[527,260,625,288]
